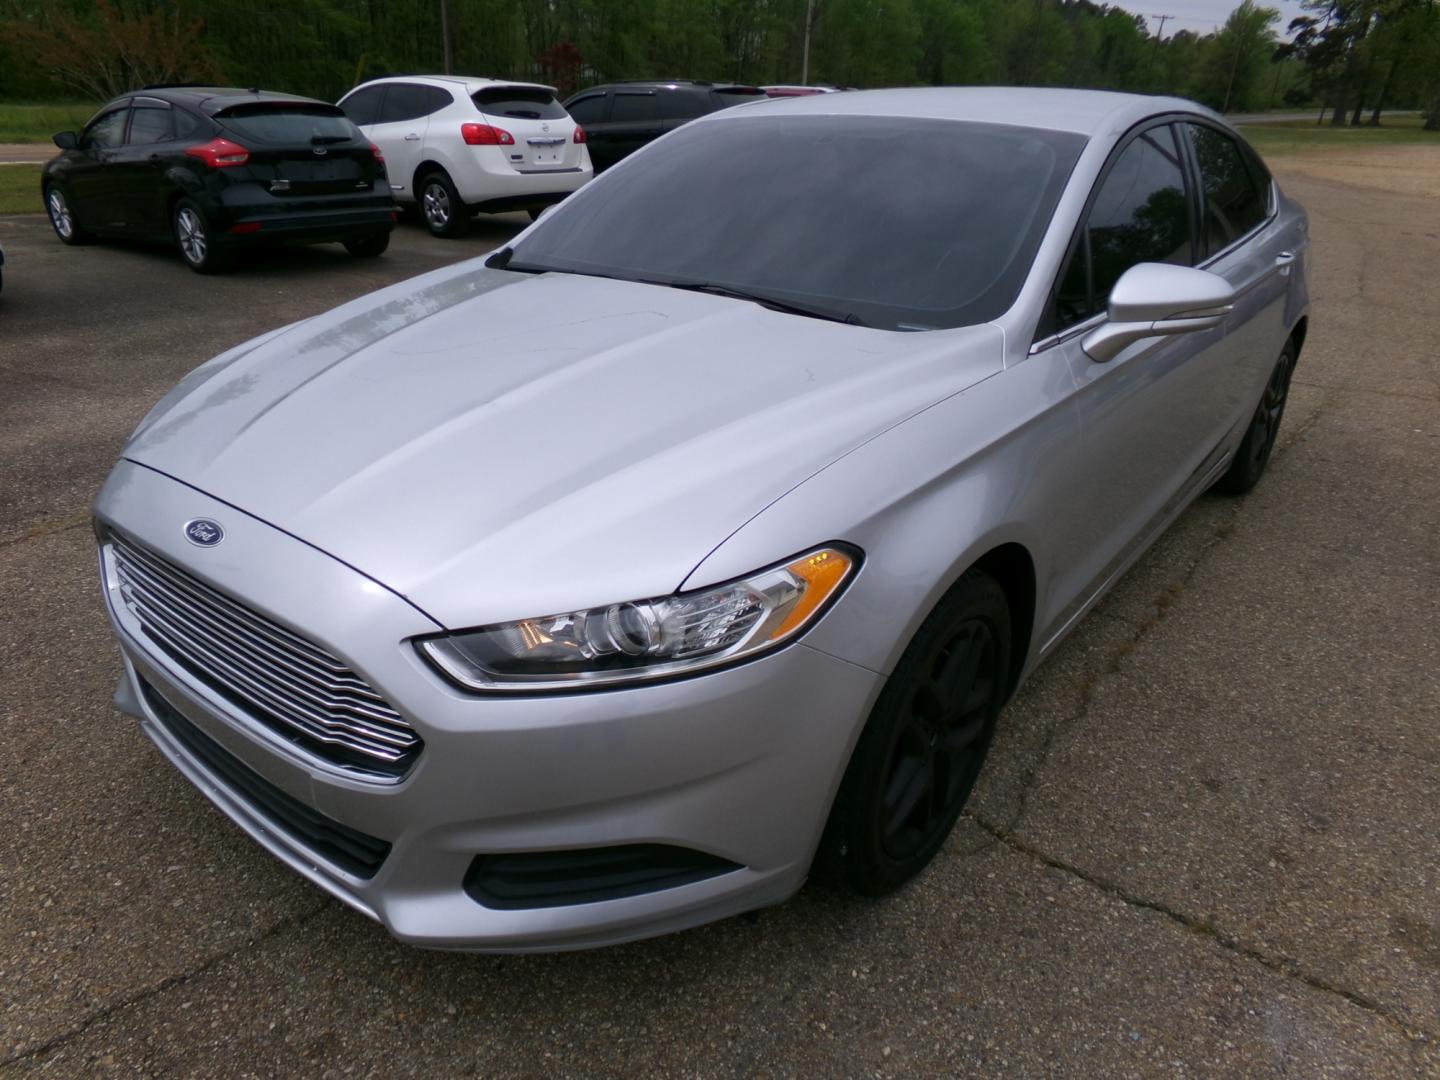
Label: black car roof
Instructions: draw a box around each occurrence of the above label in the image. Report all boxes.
[112,86,337,115]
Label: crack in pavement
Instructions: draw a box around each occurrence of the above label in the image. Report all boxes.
[985,500,1246,839]
[0,511,91,551]
[948,400,1331,864]
[974,815,1438,1047]
[1,901,332,1068]
[950,399,1440,1046]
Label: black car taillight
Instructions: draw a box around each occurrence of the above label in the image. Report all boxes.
[184,138,250,168]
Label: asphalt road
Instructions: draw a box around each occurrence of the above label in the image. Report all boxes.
[1,177,1438,1077]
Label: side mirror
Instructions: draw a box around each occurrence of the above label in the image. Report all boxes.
[1082,263,1235,363]
[53,131,78,150]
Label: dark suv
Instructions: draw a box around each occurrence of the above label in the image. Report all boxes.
[562,80,765,171]
[42,87,396,273]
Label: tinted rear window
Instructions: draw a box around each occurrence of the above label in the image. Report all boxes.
[508,116,1085,331]
[216,104,359,144]
[474,87,566,120]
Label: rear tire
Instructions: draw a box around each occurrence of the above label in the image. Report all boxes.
[343,232,390,258]
[1213,340,1296,495]
[172,198,231,274]
[45,185,94,245]
[418,171,469,238]
[812,569,1012,896]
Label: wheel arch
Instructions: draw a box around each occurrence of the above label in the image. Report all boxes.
[970,542,1037,702]
[1288,315,1308,360]
[412,160,452,201]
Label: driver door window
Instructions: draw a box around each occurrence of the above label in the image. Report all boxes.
[82,109,129,150]
[1052,124,1193,331]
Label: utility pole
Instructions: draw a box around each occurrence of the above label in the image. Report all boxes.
[440,0,453,75]
[801,0,816,85]
[1150,14,1172,92]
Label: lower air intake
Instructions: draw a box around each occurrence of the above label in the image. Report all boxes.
[465,844,743,909]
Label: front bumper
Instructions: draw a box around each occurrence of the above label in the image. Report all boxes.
[96,460,881,951]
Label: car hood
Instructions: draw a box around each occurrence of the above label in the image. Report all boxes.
[125,263,1002,628]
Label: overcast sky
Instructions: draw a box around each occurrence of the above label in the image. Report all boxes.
[1111,0,1311,39]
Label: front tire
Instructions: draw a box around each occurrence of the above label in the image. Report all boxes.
[45,185,94,245]
[418,171,470,238]
[343,232,390,258]
[172,199,231,274]
[1214,340,1296,495]
[813,569,1012,896]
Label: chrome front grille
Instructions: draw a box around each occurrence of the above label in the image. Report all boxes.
[109,532,421,776]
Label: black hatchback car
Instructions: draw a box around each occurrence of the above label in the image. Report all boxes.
[42,87,396,273]
[562,80,765,171]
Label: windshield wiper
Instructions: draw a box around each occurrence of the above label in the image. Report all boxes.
[485,257,867,327]
[662,280,867,327]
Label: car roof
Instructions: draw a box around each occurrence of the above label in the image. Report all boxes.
[570,80,761,95]
[703,86,1223,136]
[346,75,558,96]
[121,86,337,114]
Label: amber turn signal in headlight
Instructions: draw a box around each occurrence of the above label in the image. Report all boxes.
[418,546,858,692]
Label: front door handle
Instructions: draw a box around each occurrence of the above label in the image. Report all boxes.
[404,133,421,141]
[148,153,163,164]
[1275,250,1296,277]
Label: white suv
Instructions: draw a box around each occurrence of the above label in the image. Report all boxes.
[338,76,592,238]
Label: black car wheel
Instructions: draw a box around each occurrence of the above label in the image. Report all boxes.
[343,232,390,258]
[1214,340,1296,495]
[813,568,1011,896]
[45,186,94,245]
[418,171,469,238]
[173,199,231,274]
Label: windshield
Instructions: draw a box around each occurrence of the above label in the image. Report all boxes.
[216,104,359,145]
[507,115,1085,331]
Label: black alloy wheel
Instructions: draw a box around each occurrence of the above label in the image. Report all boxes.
[814,568,1012,895]
[1214,340,1296,495]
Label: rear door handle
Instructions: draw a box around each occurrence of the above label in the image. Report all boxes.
[1275,251,1296,267]
[404,133,421,141]
[148,153,162,164]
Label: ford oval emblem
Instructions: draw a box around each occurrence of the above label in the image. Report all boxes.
[313,146,328,156]
[184,519,225,547]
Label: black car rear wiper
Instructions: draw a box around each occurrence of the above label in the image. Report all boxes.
[311,134,349,146]
[662,280,867,326]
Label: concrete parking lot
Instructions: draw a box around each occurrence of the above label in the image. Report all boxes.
[1,168,1437,1076]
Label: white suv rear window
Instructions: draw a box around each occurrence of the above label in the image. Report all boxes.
[473,88,567,121]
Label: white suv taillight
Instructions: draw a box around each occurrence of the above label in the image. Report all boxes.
[461,123,515,146]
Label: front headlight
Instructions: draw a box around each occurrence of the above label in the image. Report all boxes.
[418,546,857,692]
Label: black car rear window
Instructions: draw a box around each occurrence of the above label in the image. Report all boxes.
[507,115,1085,331]
[473,87,566,120]
[215,104,359,145]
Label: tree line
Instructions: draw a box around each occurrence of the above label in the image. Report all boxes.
[1,0,1438,127]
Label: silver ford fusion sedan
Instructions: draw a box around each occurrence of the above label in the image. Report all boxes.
[95,88,1309,951]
